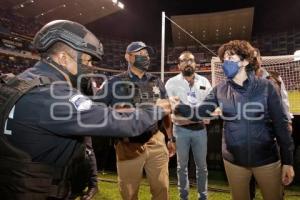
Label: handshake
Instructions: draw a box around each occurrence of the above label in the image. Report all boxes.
[156,97,199,125]
[156,97,215,126]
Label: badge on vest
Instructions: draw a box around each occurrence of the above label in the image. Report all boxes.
[152,86,160,95]
[69,94,93,111]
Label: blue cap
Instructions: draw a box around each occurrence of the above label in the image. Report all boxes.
[126,41,154,55]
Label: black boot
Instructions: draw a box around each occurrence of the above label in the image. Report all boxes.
[81,186,99,200]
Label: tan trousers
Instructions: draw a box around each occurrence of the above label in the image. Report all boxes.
[117,131,169,200]
[224,159,283,200]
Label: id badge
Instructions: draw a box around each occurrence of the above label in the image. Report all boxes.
[187,91,197,106]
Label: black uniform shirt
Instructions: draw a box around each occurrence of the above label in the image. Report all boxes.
[95,70,167,106]
[4,61,164,166]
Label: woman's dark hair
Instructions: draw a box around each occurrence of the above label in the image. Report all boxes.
[218,40,261,72]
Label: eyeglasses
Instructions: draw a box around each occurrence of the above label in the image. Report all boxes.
[179,59,195,63]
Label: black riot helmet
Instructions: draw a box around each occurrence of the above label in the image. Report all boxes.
[33,20,103,60]
[33,20,103,88]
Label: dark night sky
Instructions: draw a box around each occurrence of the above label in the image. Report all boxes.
[87,0,300,44]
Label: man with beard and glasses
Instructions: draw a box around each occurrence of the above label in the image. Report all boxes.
[94,41,175,200]
[165,51,212,200]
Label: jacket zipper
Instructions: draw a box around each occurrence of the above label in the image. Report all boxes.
[247,96,251,166]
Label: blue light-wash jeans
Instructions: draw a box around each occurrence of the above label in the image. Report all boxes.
[174,125,208,200]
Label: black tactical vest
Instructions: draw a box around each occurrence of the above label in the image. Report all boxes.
[0,74,89,200]
[115,71,164,143]
[115,71,162,105]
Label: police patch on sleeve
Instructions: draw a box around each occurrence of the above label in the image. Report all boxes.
[69,94,93,111]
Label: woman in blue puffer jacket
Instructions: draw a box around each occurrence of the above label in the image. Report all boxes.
[174,40,294,200]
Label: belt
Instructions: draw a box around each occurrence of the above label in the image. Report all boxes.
[120,127,159,144]
[180,123,205,131]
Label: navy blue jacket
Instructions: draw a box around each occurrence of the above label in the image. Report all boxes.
[4,60,165,167]
[176,71,294,167]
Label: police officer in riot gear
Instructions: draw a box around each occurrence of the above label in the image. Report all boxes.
[0,20,170,200]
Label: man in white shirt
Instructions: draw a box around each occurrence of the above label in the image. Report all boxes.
[165,51,212,200]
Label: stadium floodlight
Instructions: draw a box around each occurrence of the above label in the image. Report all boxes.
[118,2,124,9]
[294,50,300,61]
[112,0,117,4]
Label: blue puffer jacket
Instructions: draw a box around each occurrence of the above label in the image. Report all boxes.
[177,71,294,167]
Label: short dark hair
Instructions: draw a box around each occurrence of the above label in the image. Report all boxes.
[218,40,261,72]
[178,51,194,60]
[44,42,75,57]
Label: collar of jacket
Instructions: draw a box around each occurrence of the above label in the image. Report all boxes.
[127,69,154,82]
[33,60,70,82]
[227,70,256,92]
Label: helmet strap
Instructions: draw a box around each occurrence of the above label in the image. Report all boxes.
[43,56,78,88]
[44,51,94,89]
[76,51,83,88]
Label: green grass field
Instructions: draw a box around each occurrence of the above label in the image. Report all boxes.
[82,171,300,200]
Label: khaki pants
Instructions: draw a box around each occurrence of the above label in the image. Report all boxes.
[224,160,283,200]
[117,131,169,200]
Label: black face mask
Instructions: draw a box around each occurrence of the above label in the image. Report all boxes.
[182,66,195,77]
[133,55,150,71]
[74,52,96,88]
[80,76,94,96]
[79,64,97,95]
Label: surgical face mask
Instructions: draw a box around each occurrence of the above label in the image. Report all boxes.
[182,66,195,77]
[133,55,150,71]
[222,60,240,79]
